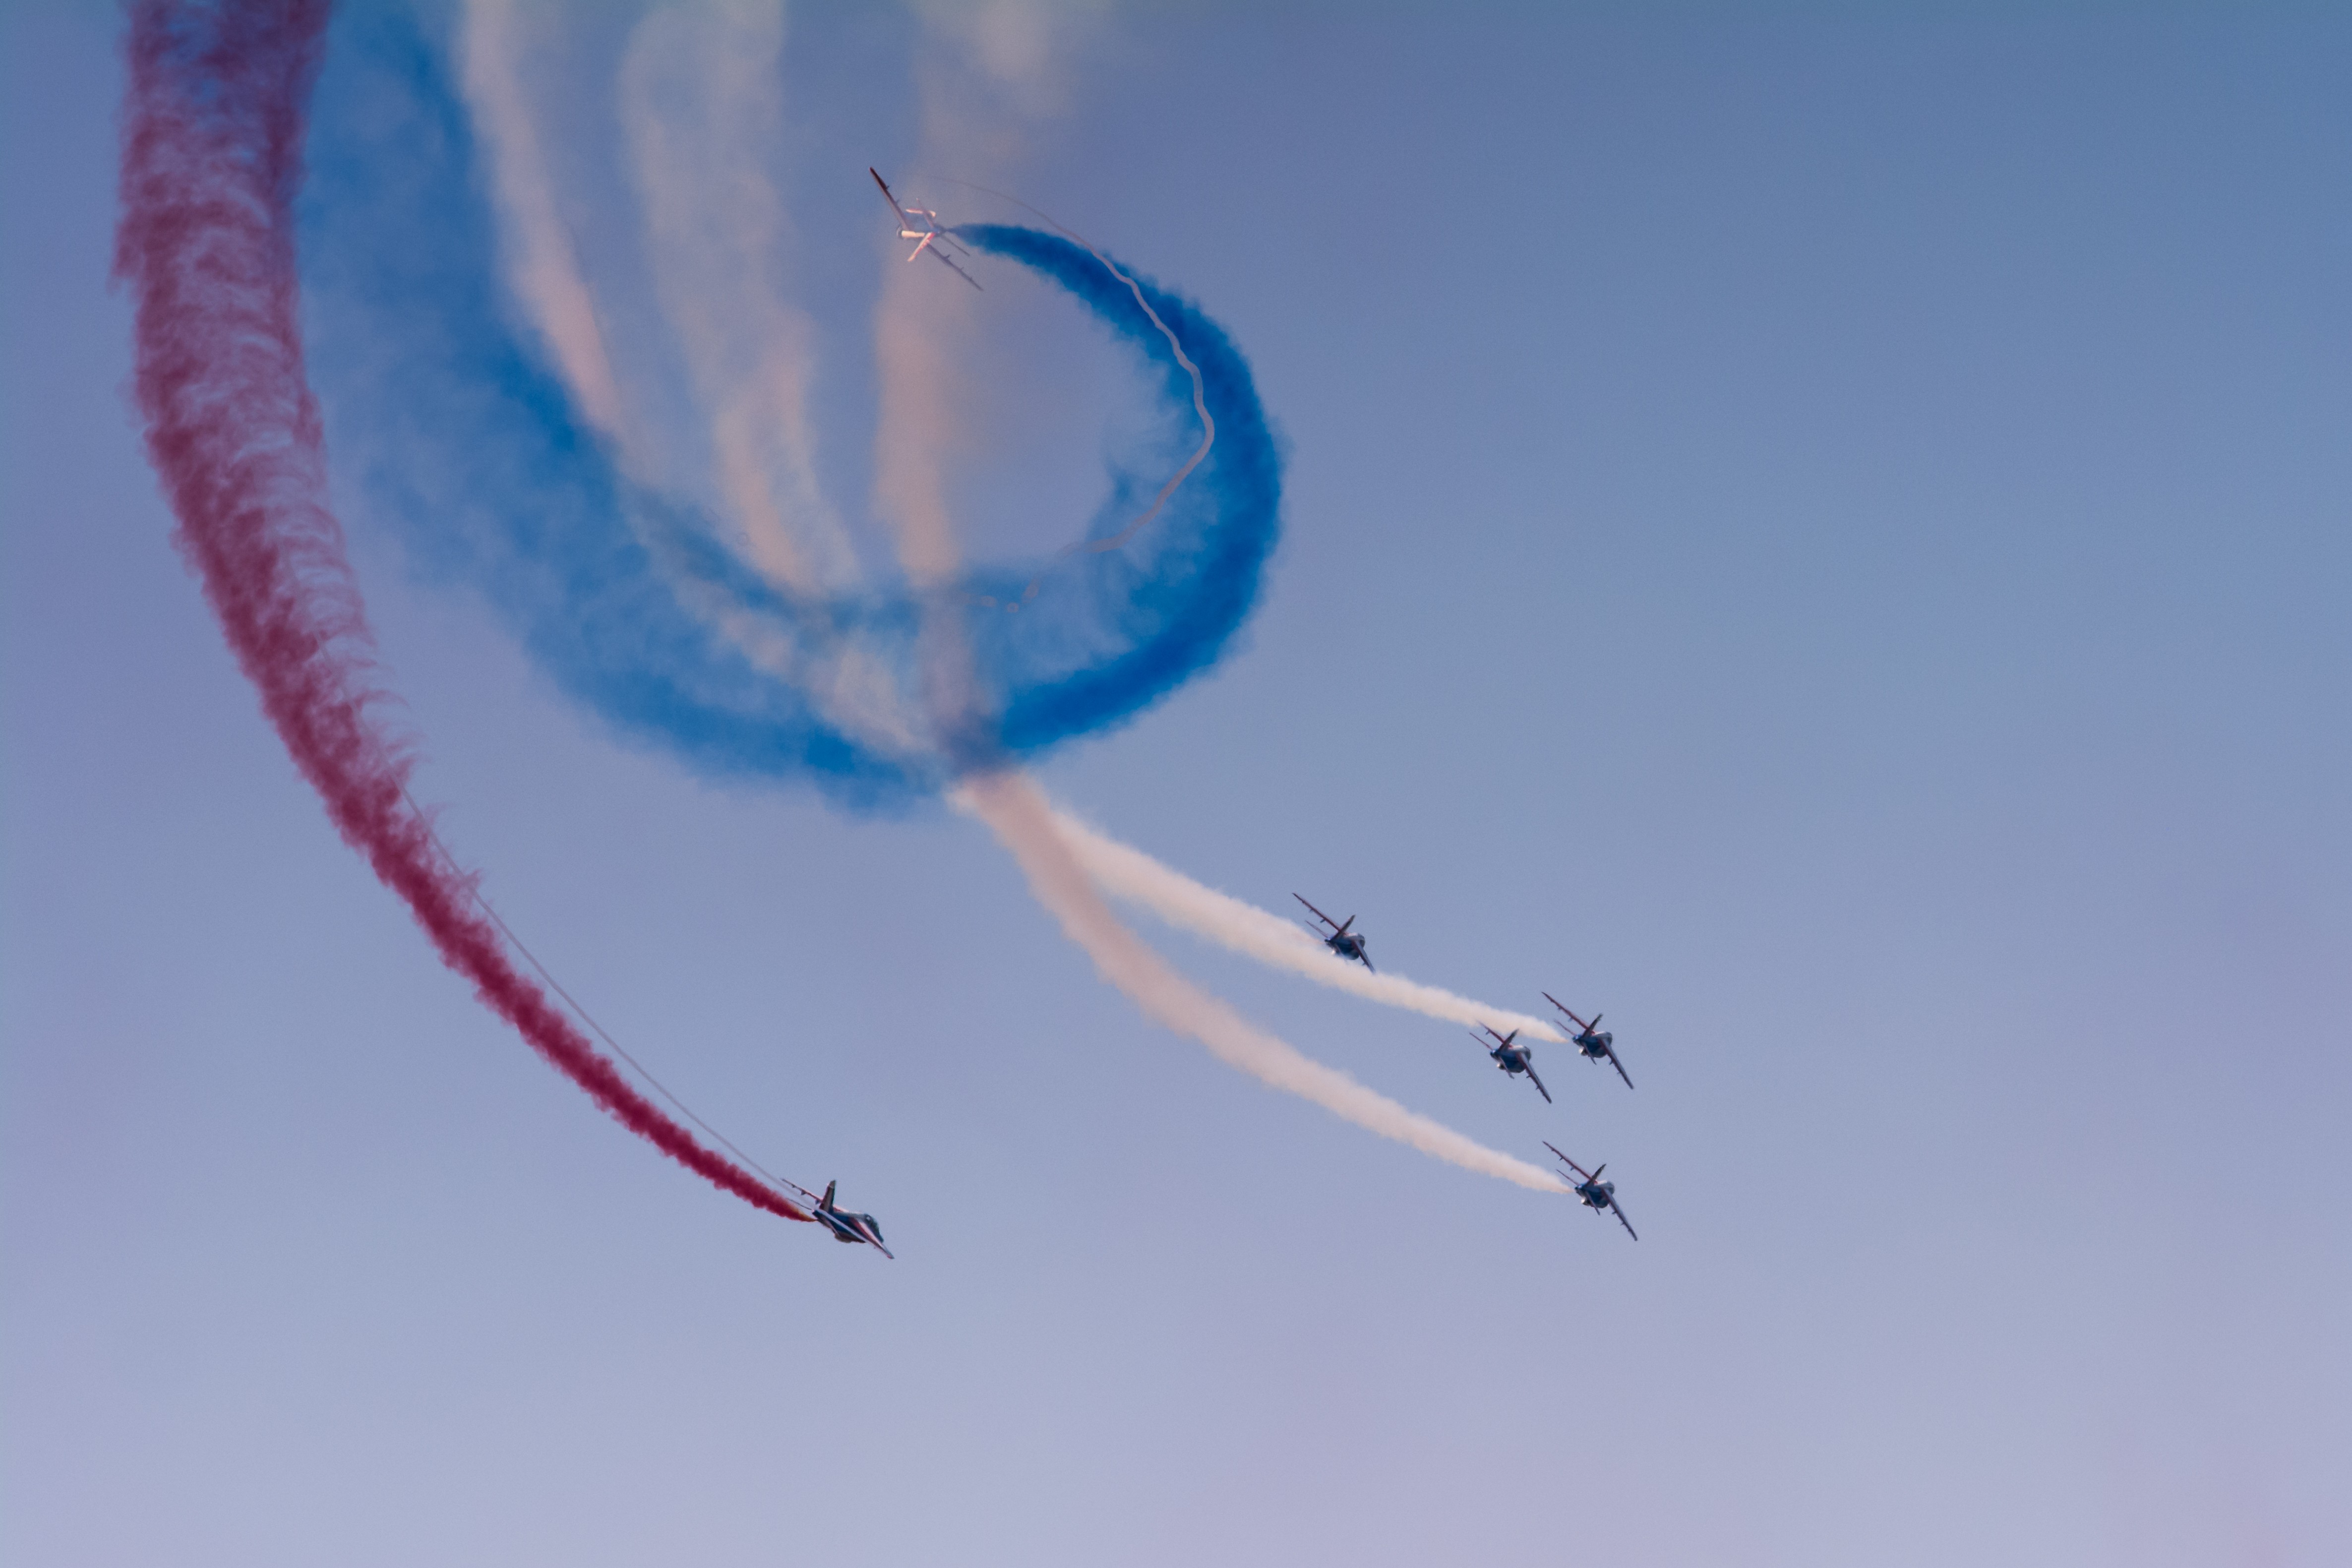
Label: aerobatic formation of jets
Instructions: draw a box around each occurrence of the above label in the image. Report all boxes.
[861,186,1641,1252]
[1299,888,1645,1243]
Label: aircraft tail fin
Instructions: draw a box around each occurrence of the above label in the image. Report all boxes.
[821,1181,837,1210]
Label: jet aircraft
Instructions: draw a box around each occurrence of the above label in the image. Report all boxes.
[1294,896,1373,970]
[1475,1025,1551,1104]
[1544,993,1633,1089]
[811,1181,894,1258]
[870,168,980,289]
[1545,1143,1637,1240]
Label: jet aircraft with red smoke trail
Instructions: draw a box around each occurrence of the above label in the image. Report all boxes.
[810,1183,894,1259]
[114,0,828,1237]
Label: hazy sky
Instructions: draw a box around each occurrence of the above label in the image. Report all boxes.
[5,4,2348,1565]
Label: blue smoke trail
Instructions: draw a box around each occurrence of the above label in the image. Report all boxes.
[952,225,1281,756]
[297,5,1281,808]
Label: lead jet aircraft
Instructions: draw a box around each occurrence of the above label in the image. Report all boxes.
[870,168,980,289]
[1475,1025,1551,1103]
[1545,1143,1637,1240]
[1294,896,1373,970]
[811,1181,894,1258]
[1544,993,1633,1089]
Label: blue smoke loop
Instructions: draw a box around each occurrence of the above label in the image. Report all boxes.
[297,6,1281,809]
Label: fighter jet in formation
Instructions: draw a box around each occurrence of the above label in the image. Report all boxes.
[1274,883,1653,1238]
[1294,896,1373,971]
[811,1181,894,1258]
[1544,994,1634,1089]
[870,168,980,289]
[1474,1025,1551,1103]
[1546,1144,1636,1240]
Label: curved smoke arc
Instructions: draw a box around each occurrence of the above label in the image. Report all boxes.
[118,0,810,1226]
[298,6,1282,806]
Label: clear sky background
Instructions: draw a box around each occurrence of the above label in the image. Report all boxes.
[5,3,2349,1565]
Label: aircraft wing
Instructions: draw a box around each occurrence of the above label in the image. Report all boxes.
[1293,895,1339,932]
[1527,1064,1552,1104]
[1611,1200,1637,1241]
[1606,1046,1634,1090]
[870,167,908,223]
[1358,952,1374,973]
[929,244,982,290]
[1544,992,1593,1032]
[1543,1142,1591,1183]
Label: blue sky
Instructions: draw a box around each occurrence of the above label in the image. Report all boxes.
[5,4,2349,1565]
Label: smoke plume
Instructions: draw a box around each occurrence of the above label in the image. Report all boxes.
[118,0,807,1225]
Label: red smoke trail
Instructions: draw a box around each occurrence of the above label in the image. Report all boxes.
[114,0,808,1225]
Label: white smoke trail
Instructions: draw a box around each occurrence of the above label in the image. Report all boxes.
[960,777,1566,1192]
[456,3,1559,1194]
[459,0,631,449]
[616,0,862,595]
[464,1,932,758]
[1043,801,1570,1042]
[863,17,1555,1194]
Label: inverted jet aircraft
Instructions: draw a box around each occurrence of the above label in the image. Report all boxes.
[870,168,980,289]
[1544,993,1633,1089]
[1475,1025,1551,1104]
[1294,896,1373,970]
[1545,1143,1637,1240]
[811,1181,894,1258]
